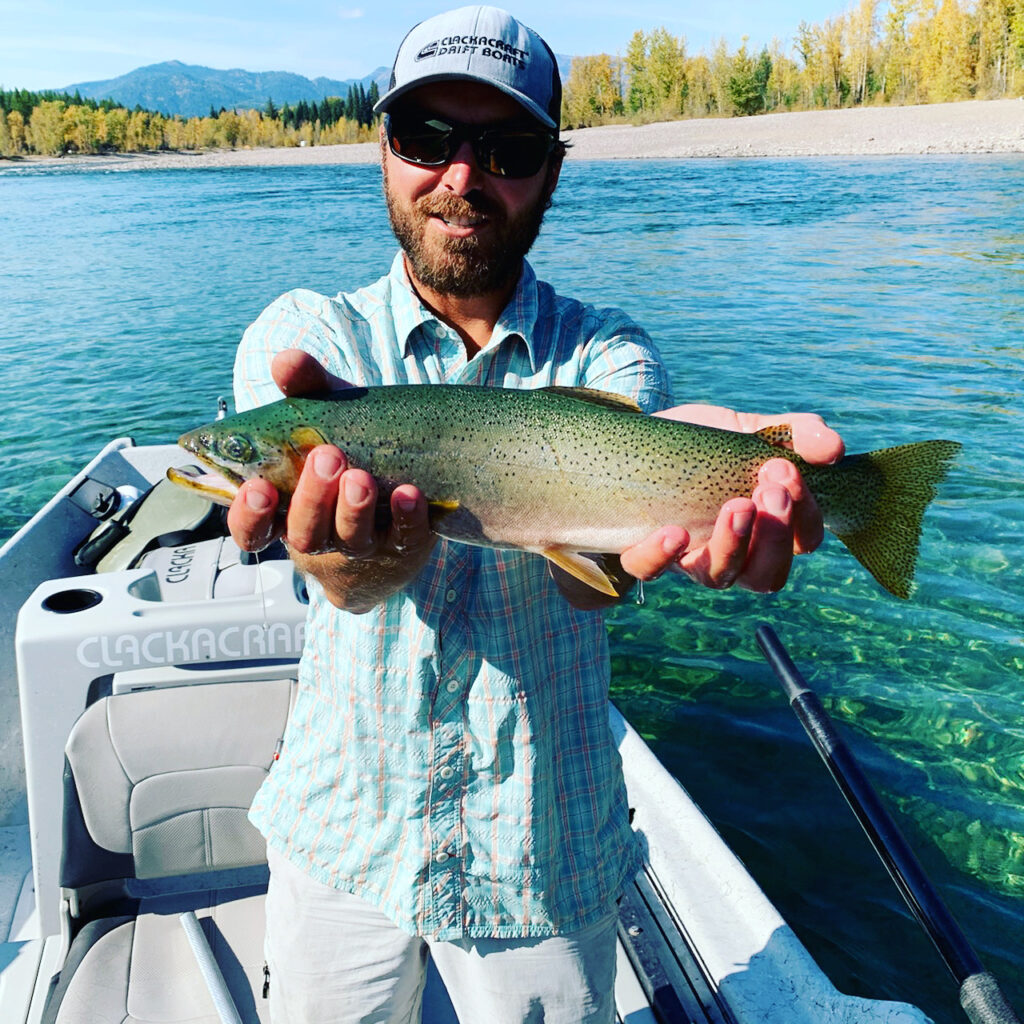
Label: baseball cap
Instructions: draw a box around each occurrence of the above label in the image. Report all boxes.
[373,6,561,130]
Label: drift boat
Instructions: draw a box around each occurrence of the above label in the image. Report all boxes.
[0,436,935,1024]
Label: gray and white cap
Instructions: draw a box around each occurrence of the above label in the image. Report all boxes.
[373,5,561,130]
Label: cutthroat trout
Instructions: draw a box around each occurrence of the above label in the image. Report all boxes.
[169,385,961,599]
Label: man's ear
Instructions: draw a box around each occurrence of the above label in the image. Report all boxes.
[544,144,565,203]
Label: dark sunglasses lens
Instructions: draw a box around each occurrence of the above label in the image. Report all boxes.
[388,119,450,165]
[478,132,553,178]
[388,117,554,178]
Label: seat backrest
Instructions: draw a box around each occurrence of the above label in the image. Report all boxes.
[61,678,292,893]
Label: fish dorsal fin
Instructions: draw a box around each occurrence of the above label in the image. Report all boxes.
[541,387,643,414]
[537,548,619,597]
[754,423,794,449]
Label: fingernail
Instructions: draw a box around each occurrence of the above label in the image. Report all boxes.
[731,508,754,536]
[344,476,370,505]
[245,489,272,511]
[661,530,685,556]
[763,487,791,516]
[395,495,417,513]
[312,450,341,480]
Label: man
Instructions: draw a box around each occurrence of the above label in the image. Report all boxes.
[228,7,842,1023]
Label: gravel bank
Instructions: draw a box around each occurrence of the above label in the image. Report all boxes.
[7,98,1022,172]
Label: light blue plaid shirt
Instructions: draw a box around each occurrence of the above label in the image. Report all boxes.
[236,253,673,939]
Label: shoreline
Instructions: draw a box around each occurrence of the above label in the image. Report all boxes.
[4,98,1022,172]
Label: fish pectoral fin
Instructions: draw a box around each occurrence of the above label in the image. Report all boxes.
[753,423,794,449]
[289,426,330,452]
[541,387,643,414]
[538,548,620,597]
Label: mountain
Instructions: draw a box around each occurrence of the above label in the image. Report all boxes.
[60,61,392,118]
[59,56,576,119]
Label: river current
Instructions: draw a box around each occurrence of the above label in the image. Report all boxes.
[1,152,1022,1021]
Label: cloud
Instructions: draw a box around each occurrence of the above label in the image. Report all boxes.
[338,7,363,18]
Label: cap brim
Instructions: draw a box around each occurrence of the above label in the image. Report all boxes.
[373,73,558,132]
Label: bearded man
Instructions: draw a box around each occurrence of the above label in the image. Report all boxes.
[228,7,843,1023]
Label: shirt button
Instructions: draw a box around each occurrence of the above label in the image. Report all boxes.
[445,588,457,603]
[439,765,456,780]
[445,679,459,693]
[435,851,450,863]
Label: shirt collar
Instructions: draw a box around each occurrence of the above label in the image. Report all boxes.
[391,252,541,372]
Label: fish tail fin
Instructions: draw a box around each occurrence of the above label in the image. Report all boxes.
[833,440,961,599]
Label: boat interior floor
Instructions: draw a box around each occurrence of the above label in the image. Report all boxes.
[25,671,715,1024]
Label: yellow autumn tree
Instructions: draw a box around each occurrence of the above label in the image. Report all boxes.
[27,100,65,155]
[915,0,973,101]
[6,110,26,154]
[0,109,14,156]
[646,28,687,116]
[562,54,622,127]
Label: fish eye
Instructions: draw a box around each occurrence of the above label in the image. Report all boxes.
[217,433,255,463]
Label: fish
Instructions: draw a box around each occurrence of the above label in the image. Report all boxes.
[168,384,962,599]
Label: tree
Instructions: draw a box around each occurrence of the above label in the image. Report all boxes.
[846,0,880,104]
[916,0,972,101]
[624,30,654,114]
[647,27,687,115]
[0,110,13,156]
[7,110,25,154]
[27,100,65,155]
[562,54,622,127]
[880,0,917,101]
[729,40,771,115]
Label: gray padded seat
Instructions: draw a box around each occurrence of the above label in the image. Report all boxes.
[44,678,293,1024]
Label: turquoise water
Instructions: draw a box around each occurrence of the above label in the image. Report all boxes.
[2,154,1022,1021]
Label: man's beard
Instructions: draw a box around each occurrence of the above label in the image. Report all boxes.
[383,163,548,298]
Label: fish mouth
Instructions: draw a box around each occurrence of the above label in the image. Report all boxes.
[166,463,242,507]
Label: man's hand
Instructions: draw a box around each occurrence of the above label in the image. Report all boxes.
[618,404,845,594]
[227,350,436,612]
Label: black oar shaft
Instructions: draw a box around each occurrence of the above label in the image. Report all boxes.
[756,625,1020,1024]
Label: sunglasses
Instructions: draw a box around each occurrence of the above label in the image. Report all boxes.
[385,113,557,179]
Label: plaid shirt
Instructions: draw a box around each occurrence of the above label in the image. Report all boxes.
[236,253,673,939]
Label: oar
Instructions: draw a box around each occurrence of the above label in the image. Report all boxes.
[755,624,1020,1024]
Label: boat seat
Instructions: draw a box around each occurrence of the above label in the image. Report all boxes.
[42,678,294,1024]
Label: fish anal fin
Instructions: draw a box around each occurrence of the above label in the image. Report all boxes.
[542,387,642,414]
[427,499,460,527]
[540,548,619,596]
[754,423,794,449]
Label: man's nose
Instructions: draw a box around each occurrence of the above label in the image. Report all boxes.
[440,139,485,193]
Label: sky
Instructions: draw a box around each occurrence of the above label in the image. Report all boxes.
[1,1,849,92]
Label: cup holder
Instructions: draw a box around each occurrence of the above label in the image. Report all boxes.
[41,589,103,614]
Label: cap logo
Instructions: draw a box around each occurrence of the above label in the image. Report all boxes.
[412,35,528,69]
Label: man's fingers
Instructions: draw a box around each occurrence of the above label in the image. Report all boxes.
[758,458,824,555]
[678,499,755,589]
[332,468,379,557]
[227,478,282,552]
[271,349,352,397]
[737,482,794,592]
[386,486,434,556]
[285,446,346,555]
[619,526,689,581]
[788,413,844,465]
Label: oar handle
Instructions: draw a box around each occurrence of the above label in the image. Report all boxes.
[755,625,1021,1024]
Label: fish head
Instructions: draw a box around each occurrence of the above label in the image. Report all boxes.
[167,406,328,507]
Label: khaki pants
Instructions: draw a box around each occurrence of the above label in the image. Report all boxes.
[265,847,618,1024]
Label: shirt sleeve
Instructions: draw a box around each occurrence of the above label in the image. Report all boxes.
[232,289,354,412]
[578,308,674,415]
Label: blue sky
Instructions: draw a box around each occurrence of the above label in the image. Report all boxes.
[2,1,848,92]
